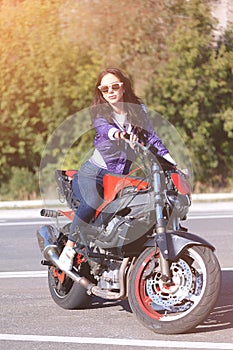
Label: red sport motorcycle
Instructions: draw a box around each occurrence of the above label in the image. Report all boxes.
[37,142,221,334]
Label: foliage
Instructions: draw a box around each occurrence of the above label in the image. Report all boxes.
[0,167,39,200]
[145,0,233,188]
[0,0,232,199]
[0,0,102,185]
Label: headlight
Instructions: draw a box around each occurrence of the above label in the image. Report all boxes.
[165,190,191,219]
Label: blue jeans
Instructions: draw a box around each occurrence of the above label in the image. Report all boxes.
[68,161,109,241]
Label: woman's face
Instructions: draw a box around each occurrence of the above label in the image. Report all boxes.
[99,73,124,105]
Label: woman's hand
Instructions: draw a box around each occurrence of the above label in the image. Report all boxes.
[115,131,139,148]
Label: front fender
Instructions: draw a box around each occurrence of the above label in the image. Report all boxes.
[145,231,215,261]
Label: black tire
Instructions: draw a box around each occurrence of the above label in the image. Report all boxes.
[128,245,221,334]
[48,264,92,310]
[47,223,93,310]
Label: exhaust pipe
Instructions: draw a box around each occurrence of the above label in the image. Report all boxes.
[36,225,129,300]
[36,225,94,290]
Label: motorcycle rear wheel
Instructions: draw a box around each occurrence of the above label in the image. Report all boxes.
[128,245,221,334]
[48,264,92,310]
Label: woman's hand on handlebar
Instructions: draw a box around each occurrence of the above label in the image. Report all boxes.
[115,131,140,148]
[115,131,137,142]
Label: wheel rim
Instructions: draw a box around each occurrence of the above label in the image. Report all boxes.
[134,247,207,321]
[49,267,74,298]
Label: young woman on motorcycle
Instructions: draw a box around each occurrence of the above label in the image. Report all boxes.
[58,67,176,271]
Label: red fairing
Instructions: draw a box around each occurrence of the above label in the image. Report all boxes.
[58,210,75,220]
[95,174,148,218]
[103,174,148,202]
[171,173,191,195]
[65,170,78,178]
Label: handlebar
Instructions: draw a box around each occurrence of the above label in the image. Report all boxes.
[40,209,62,218]
[123,133,190,176]
[125,137,176,171]
[123,133,151,153]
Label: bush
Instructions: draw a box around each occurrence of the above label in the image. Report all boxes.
[0,167,39,200]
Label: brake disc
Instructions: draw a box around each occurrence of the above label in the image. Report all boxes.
[146,259,193,308]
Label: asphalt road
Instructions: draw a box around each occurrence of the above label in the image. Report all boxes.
[0,203,232,350]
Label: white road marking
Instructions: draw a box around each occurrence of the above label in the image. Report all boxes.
[0,334,233,349]
[0,271,48,278]
[0,213,232,227]
[188,214,233,220]
[0,220,68,226]
[0,221,51,226]
[0,267,231,279]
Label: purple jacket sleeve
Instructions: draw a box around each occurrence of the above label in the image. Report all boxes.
[93,116,116,141]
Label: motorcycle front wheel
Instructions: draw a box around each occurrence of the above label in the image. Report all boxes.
[128,245,221,334]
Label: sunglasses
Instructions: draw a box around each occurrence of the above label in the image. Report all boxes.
[98,82,123,94]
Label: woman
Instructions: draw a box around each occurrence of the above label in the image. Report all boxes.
[59,67,176,271]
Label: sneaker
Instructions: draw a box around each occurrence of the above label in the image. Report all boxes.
[58,246,76,271]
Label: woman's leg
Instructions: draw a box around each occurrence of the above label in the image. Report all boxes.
[59,162,108,270]
[69,161,107,239]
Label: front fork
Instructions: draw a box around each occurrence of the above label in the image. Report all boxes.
[152,163,172,283]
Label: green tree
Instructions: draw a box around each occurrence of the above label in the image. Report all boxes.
[0,0,101,185]
[1,0,233,198]
[145,0,233,190]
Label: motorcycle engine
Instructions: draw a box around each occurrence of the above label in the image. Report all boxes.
[89,217,126,290]
[88,240,121,290]
[90,258,121,291]
[97,261,121,290]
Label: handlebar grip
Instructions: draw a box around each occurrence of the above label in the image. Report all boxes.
[124,132,131,140]
[40,209,61,218]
